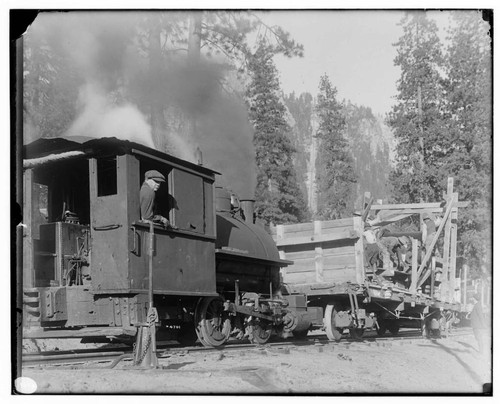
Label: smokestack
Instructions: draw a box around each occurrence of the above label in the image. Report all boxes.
[240,199,255,224]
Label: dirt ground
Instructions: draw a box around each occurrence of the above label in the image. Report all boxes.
[17,329,492,395]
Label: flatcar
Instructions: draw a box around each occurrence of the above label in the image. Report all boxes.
[272,183,467,340]
[21,136,319,347]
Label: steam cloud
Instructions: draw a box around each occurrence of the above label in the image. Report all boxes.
[67,84,154,148]
[26,11,257,198]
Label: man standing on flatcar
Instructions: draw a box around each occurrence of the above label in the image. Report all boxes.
[140,170,170,227]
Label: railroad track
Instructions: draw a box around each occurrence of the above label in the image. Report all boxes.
[22,327,473,368]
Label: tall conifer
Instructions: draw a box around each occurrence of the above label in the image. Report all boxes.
[246,45,309,224]
[314,74,356,219]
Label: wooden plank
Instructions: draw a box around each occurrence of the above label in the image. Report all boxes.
[284,256,358,272]
[440,179,454,301]
[361,193,374,222]
[276,218,356,235]
[322,244,358,255]
[281,271,317,284]
[320,217,355,229]
[370,201,468,211]
[322,254,357,268]
[280,250,317,260]
[409,238,418,293]
[449,194,458,303]
[323,269,357,284]
[274,229,359,247]
[279,223,355,238]
[281,222,314,233]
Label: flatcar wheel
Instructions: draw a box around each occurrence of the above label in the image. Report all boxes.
[195,297,231,347]
[324,304,342,342]
[247,318,272,344]
[387,322,400,336]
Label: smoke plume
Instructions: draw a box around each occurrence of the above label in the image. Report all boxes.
[26,11,258,198]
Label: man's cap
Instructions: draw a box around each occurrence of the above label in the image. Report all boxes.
[145,170,165,182]
[422,212,432,220]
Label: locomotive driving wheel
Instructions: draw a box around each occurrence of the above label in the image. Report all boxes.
[324,304,342,342]
[195,297,231,347]
[247,317,273,344]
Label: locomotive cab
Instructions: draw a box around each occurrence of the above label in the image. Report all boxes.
[23,137,219,337]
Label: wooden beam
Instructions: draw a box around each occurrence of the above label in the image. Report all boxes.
[416,196,455,286]
[409,237,419,294]
[361,195,374,222]
[370,201,468,211]
[449,194,458,303]
[440,180,454,301]
[274,228,359,247]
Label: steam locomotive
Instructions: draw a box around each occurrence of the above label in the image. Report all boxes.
[22,136,321,347]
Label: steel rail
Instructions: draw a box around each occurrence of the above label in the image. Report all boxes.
[22,328,473,368]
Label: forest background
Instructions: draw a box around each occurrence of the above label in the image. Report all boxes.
[21,10,492,276]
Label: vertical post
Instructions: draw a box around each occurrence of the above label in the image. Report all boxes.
[440,179,453,301]
[148,221,158,367]
[314,221,324,283]
[462,264,468,310]
[430,258,435,298]
[410,238,419,294]
[149,221,154,308]
[449,193,458,302]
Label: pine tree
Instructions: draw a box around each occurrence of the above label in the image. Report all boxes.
[388,11,447,203]
[443,11,492,270]
[314,74,356,219]
[246,45,309,224]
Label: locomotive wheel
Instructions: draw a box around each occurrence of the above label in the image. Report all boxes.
[247,318,273,344]
[349,328,365,340]
[195,297,231,347]
[324,305,342,342]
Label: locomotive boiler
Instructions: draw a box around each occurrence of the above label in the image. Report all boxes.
[21,136,320,347]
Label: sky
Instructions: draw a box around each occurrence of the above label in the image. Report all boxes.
[259,10,454,116]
